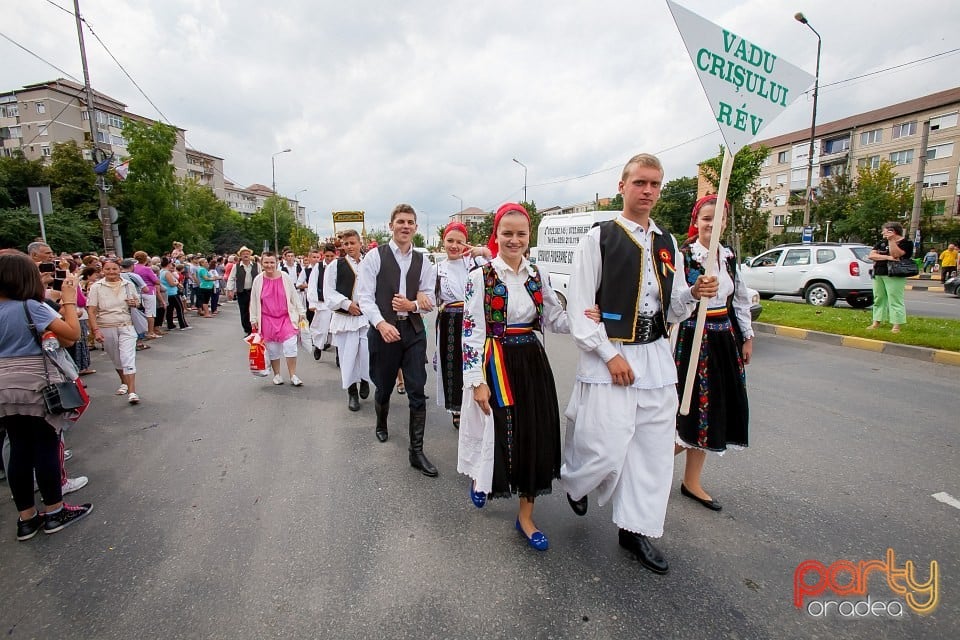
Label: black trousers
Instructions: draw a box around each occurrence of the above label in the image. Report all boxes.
[237,289,253,334]
[368,319,428,410]
[166,294,188,329]
[1,415,62,511]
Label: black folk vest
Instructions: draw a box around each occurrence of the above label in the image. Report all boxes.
[597,220,677,341]
[235,262,259,291]
[374,245,425,334]
[312,262,326,302]
[334,258,357,315]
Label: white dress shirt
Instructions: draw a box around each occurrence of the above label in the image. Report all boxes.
[461,256,569,388]
[567,215,699,389]
[357,241,437,327]
[323,256,367,332]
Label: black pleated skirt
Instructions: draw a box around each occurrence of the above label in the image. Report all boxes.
[487,337,561,499]
[674,312,749,452]
[438,309,464,412]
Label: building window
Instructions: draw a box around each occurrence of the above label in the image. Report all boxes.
[776,173,787,186]
[96,131,108,143]
[7,125,22,138]
[929,200,946,215]
[762,155,772,167]
[40,144,51,157]
[759,176,770,188]
[923,172,949,188]
[774,194,787,206]
[929,112,957,131]
[36,102,45,114]
[858,155,881,170]
[773,214,785,226]
[926,143,954,160]
[889,149,913,165]
[823,136,850,154]
[107,113,124,128]
[892,121,917,139]
[3,104,19,117]
[38,122,49,136]
[110,134,127,147]
[893,176,911,188]
[790,168,805,181]
[859,129,882,146]
[821,163,845,178]
[778,150,789,163]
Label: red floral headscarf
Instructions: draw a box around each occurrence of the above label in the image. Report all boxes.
[687,195,730,241]
[487,203,530,257]
[443,221,468,239]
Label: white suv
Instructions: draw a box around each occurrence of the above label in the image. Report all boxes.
[740,243,874,307]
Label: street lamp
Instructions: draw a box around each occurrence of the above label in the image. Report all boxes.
[294,188,308,226]
[795,12,821,227]
[512,158,527,204]
[271,148,291,251]
[452,194,463,217]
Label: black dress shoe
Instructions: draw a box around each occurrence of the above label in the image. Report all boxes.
[313,346,322,361]
[348,393,360,412]
[567,493,588,516]
[680,483,722,511]
[359,380,370,399]
[618,529,669,574]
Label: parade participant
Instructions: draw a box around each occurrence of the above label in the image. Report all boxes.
[323,231,370,410]
[301,249,320,326]
[458,203,576,551]
[87,259,143,404]
[357,204,438,476]
[673,196,754,512]
[306,245,336,360]
[0,253,92,540]
[560,153,718,574]
[226,246,258,335]
[250,252,305,386]
[435,221,491,429]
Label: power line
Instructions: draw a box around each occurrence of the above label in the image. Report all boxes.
[0,31,81,82]
[811,47,960,93]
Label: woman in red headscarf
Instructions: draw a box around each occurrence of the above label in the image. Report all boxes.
[457,203,598,551]
[434,221,491,429]
[673,196,754,512]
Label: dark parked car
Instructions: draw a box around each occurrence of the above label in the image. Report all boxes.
[945,275,960,297]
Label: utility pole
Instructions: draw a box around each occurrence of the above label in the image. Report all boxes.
[910,120,931,251]
[74,0,115,255]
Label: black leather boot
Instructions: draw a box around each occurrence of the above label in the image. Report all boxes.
[348,384,360,412]
[375,401,389,442]
[408,409,438,477]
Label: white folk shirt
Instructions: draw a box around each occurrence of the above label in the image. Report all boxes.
[323,256,367,333]
[357,241,436,327]
[436,256,486,306]
[461,256,569,389]
[567,215,699,389]
[689,241,754,340]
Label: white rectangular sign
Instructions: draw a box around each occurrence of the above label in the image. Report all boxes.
[667,0,815,154]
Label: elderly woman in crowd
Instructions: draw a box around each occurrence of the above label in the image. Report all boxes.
[0,252,92,540]
[86,259,143,404]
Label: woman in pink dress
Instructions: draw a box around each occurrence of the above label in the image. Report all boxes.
[250,252,305,386]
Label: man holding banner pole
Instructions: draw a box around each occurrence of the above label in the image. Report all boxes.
[561,153,717,574]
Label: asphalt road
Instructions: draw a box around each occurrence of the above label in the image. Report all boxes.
[2,302,957,639]
[772,287,960,319]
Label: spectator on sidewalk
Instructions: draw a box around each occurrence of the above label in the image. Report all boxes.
[940,243,958,283]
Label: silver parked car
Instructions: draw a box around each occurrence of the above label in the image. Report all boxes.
[740,243,874,308]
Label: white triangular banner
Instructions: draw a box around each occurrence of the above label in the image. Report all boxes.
[667,0,815,153]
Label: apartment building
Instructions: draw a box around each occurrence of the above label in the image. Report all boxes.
[0,78,190,176]
[750,86,960,233]
[186,148,226,200]
[449,206,489,227]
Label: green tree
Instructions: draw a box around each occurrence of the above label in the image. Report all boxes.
[0,207,100,252]
[412,232,426,248]
[522,201,542,246]
[246,195,297,252]
[0,151,48,209]
[651,176,697,238]
[700,145,771,255]
[834,161,912,243]
[599,193,623,211]
[469,214,494,246]
[48,140,98,212]
[810,172,855,241]
[122,119,179,254]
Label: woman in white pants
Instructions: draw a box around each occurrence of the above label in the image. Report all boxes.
[86,260,141,404]
[250,252,306,386]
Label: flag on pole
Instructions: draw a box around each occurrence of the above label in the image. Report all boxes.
[114,160,130,181]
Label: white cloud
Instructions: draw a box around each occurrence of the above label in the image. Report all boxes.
[4,0,959,231]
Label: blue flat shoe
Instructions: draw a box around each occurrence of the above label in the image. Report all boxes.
[515,519,549,551]
[470,483,486,509]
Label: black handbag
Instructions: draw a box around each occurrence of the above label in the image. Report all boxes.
[887,258,919,278]
[23,302,86,414]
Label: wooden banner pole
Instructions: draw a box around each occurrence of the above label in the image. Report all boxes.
[679,146,735,415]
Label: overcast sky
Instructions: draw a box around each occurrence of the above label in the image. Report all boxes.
[4,0,959,237]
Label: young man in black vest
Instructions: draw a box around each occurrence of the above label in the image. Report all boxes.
[226,246,259,336]
[561,153,718,575]
[306,245,335,360]
[358,204,439,477]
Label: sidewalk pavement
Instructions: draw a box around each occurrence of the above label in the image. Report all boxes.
[754,321,960,367]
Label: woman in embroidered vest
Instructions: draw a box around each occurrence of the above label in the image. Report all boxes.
[457,203,575,551]
[435,221,491,429]
[673,196,754,512]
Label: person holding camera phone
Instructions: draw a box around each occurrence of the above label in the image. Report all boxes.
[867,221,913,334]
[0,251,93,541]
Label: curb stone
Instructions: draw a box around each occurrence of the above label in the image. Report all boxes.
[753,322,960,367]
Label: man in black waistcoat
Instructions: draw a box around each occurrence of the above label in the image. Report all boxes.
[358,204,439,477]
[226,246,259,335]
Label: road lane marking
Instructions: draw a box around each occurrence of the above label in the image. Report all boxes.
[931,492,960,510]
